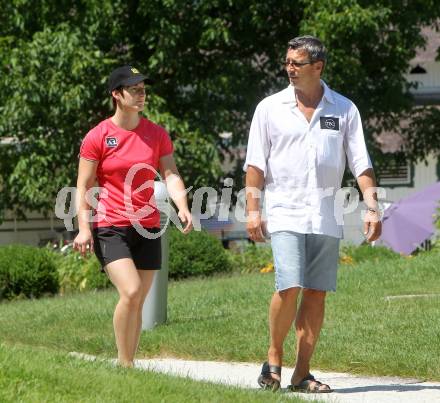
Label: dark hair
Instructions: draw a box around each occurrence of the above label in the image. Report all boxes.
[111,86,123,110]
[287,35,327,67]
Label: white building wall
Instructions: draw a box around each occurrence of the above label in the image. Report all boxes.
[343,154,439,245]
[381,154,439,202]
[0,211,67,246]
[409,62,440,95]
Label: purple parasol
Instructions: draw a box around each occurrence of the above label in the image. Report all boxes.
[379,181,440,255]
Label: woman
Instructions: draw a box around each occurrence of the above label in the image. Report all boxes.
[73,65,192,367]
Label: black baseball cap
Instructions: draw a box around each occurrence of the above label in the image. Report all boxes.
[108,65,146,93]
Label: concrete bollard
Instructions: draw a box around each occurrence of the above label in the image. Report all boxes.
[142,181,169,330]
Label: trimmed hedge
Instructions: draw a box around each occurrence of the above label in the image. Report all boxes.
[0,245,59,301]
[169,228,232,279]
[0,228,265,301]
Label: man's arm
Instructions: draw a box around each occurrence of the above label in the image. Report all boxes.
[245,165,266,242]
[357,168,382,242]
[344,105,381,242]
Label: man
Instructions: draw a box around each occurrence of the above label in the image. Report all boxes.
[244,36,381,393]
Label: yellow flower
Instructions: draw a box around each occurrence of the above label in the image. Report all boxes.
[79,278,88,291]
[260,263,274,273]
[340,255,354,265]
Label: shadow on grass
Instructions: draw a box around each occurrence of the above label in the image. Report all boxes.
[336,384,440,393]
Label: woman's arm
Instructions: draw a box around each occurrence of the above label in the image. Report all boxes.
[73,158,98,255]
[159,154,192,233]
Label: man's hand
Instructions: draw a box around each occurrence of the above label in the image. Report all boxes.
[363,210,382,242]
[247,211,266,242]
[356,169,382,243]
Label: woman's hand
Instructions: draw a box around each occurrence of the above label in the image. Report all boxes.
[73,229,94,257]
[178,209,193,234]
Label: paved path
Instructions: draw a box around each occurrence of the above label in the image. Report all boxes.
[69,353,440,402]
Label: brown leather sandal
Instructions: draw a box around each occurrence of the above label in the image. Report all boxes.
[287,373,333,393]
[257,362,281,392]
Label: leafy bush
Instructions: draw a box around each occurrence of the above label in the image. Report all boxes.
[228,243,273,274]
[56,248,111,294]
[339,243,400,265]
[169,228,232,279]
[0,245,59,301]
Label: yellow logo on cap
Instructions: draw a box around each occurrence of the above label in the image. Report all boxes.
[131,68,140,74]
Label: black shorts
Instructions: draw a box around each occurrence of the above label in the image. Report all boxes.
[92,226,162,271]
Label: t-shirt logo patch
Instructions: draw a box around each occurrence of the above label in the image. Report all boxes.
[320,117,339,131]
[106,137,118,148]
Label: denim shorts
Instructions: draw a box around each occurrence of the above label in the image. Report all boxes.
[270,231,340,292]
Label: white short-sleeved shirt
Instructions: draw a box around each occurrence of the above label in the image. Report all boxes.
[244,81,372,238]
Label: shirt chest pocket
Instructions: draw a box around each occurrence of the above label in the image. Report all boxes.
[316,135,343,171]
[319,116,344,137]
[317,125,344,165]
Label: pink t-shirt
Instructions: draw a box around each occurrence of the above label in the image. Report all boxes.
[79,117,173,228]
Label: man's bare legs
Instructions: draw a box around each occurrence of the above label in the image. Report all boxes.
[291,288,327,389]
[266,287,327,387]
[267,287,300,381]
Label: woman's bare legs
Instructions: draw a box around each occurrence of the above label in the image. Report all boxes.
[129,269,155,359]
[104,259,155,367]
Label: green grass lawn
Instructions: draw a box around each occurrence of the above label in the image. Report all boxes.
[0,343,308,403]
[1,246,440,401]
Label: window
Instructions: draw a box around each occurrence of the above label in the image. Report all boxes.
[378,160,412,186]
[410,65,427,74]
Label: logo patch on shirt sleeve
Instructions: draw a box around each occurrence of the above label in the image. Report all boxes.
[106,137,118,148]
[320,117,339,131]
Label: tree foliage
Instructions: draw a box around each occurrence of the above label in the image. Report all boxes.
[0,0,439,219]
[0,25,111,216]
[301,0,440,172]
